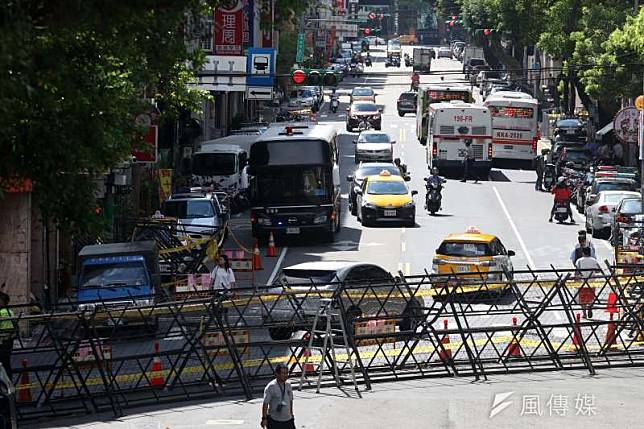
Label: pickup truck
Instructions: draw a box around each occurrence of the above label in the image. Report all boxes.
[76,241,162,319]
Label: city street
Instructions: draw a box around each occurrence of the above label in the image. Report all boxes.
[270,44,613,279]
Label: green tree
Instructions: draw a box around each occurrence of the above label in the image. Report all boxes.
[0,1,210,234]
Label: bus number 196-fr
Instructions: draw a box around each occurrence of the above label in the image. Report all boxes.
[454,115,473,123]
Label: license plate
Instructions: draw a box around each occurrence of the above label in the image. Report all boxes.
[384,210,396,217]
[566,129,576,134]
[455,265,470,272]
[504,145,513,150]
[556,207,567,213]
[286,227,300,234]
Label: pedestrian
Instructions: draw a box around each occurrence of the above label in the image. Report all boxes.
[261,363,295,429]
[570,230,596,265]
[533,149,547,191]
[574,246,602,318]
[211,254,236,291]
[612,141,624,165]
[460,140,478,183]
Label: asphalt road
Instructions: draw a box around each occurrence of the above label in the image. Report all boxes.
[271,44,613,278]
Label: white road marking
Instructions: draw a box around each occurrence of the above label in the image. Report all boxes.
[401,241,406,253]
[404,262,411,276]
[267,247,288,285]
[401,227,406,234]
[493,186,535,269]
[398,262,403,273]
[206,420,245,425]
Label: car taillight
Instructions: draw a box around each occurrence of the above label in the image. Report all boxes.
[599,205,609,213]
[250,212,256,223]
[487,144,493,159]
[432,142,438,157]
[531,137,538,153]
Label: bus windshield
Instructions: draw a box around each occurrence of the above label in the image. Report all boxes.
[254,166,331,204]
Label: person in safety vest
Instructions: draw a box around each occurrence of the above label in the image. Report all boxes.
[0,288,14,380]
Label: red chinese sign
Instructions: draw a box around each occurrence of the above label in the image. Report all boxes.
[215,0,244,56]
[133,125,158,163]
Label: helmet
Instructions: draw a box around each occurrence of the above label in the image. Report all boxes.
[394,158,401,165]
[557,176,566,184]
[431,167,439,175]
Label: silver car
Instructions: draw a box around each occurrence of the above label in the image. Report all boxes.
[264,261,423,340]
[585,190,641,239]
[353,131,395,163]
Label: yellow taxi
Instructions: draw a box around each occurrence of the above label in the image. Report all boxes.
[356,170,418,227]
[432,226,515,282]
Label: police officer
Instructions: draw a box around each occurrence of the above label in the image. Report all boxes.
[533,149,548,191]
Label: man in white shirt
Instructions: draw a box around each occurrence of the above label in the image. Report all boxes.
[575,247,602,318]
[261,363,295,429]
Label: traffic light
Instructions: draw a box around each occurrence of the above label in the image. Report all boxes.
[290,68,338,86]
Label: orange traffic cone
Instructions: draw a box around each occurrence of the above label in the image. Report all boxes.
[150,341,165,387]
[252,239,263,270]
[302,333,316,374]
[438,319,452,362]
[267,232,278,257]
[506,317,522,357]
[604,313,617,349]
[571,312,582,352]
[17,359,32,403]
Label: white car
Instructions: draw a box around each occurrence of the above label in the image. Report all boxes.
[353,131,395,163]
[585,190,641,239]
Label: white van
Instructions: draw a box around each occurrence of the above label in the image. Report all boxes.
[192,135,257,194]
[426,101,493,174]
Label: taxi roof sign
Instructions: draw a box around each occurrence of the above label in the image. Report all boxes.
[465,225,481,234]
[379,170,392,176]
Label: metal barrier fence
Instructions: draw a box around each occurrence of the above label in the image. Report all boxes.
[4,265,644,422]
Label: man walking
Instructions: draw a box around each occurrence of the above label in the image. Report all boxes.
[533,149,547,191]
[460,140,478,183]
[570,230,596,265]
[261,363,295,429]
[575,246,602,318]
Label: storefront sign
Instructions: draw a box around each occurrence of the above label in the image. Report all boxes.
[214,0,244,56]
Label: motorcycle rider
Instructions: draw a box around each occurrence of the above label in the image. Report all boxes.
[365,52,372,67]
[330,88,339,112]
[549,176,575,223]
[425,167,443,209]
[394,158,408,176]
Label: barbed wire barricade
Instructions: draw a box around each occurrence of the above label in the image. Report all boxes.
[5,265,644,423]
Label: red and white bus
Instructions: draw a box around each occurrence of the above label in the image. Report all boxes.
[426,101,493,175]
[484,92,539,162]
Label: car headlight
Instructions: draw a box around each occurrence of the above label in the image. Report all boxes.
[135,299,154,306]
[313,213,328,224]
[257,217,272,226]
[364,203,378,209]
[79,303,96,312]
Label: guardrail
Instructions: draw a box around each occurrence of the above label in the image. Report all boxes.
[4,264,644,423]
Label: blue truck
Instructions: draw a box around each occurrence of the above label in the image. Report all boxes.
[76,241,162,317]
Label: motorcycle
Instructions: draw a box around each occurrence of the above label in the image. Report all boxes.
[542,163,556,190]
[553,201,571,223]
[330,95,339,113]
[357,117,373,132]
[365,57,372,67]
[424,177,445,215]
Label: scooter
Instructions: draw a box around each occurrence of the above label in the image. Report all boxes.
[365,57,372,67]
[553,201,571,223]
[543,163,556,191]
[424,177,445,215]
[330,95,339,113]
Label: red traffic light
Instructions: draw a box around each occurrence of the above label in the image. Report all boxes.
[292,69,306,85]
[449,21,454,27]
[364,28,371,36]
[484,28,492,36]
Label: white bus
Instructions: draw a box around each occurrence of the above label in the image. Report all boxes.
[483,92,539,162]
[416,85,473,145]
[426,101,493,174]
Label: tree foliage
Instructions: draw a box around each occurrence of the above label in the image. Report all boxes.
[0,1,211,233]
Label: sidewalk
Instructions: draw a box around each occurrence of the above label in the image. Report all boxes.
[35,367,644,429]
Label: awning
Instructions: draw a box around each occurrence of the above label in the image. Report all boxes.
[595,122,614,139]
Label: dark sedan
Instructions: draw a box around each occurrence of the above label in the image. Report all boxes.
[347,163,405,215]
[397,91,417,116]
[346,102,382,132]
[554,118,587,142]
